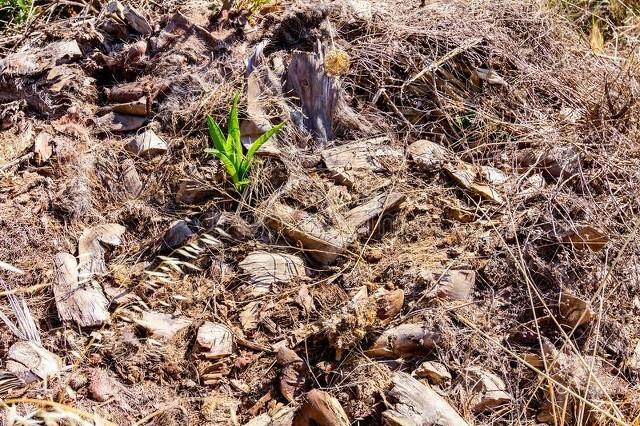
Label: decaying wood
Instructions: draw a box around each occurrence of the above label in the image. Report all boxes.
[465,368,512,412]
[135,311,191,340]
[277,346,305,403]
[99,96,149,117]
[121,158,143,197]
[293,389,350,426]
[287,52,339,144]
[383,372,469,426]
[373,288,404,324]
[123,5,153,35]
[126,129,168,158]
[239,251,307,295]
[262,201,347,265]
[53,252,111,328]
[321,137,404,186]
[414,269,475,301]
[367,323,441,358]
[344,192,405,235]
[6,340,62,384]
[0,40,82,77]
[78,223,126,276]
[196,322,234,359]
[558,293,594,327]
[408,139,453,172]
[415,361,452,384]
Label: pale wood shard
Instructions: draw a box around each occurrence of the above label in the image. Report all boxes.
[558,293,594,327]
[415,361,452,384]
[53,252,111,328]
[123,5,153,35]
[408,139,453,172]
[196,322,234,359]
[373,288,404,324]
[465,368,512,412]
[383,372,469,426]
[287,52,339,143]
[367,323,441,358]
[121,158,143,197]
[6,341,62,384]
[33,131,54,165]
[344,192,406,235]
[262,201,347,265]
[321,137,404,186]
[239,251,307,295]
[416,269,475,301]
[277,346,305,403]
[293,389,350,426]
[0,40,82,77]
[78,223,126,276]
[135,311,191,340]
[126,129,168,158]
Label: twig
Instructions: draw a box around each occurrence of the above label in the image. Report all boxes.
[0,152,33,172]
[0,282,49,297]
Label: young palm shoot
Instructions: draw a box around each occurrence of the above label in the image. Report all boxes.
[205,94,284,192]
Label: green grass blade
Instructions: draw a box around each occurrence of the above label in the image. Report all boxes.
[240,122,284,176]
[207,116,227,153]
[206,149,239,184]
[226,94,241,161]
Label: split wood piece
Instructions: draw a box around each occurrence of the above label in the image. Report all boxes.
[53,253,111,328]
[98,96,149,117]
[293,389,350,426]
[6,341,61,384]
[125,129,168,158]
[408,139,453,173]
[123,5,153,35]
[33,131,54,165]
[135,311,191,340]
[344,192,405,235]
[373,288,404,325]
[465,368,512,413]
[96,112,146,132]
[367,323,441,358]
[0,40,82,77]
[121,158,142,197]
[78,223,126,276]
[239,251,307,295]
[196,322,234,359]
[321,137,404,187]
[416,269,475,301]
[262,201,347,265]
[415,361,452,384]
[562,225,608,252]
[558,293,594,328]
[244,406,297,426]
[277,346,305,403]
[383,372,469,426]
[287,52,339,144]
[444,162,505,204]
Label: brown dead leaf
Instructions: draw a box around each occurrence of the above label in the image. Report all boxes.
[277,347,305,403]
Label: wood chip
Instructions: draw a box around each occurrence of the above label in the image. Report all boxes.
[344,192,405,235]
[6,341,61,384]
[126,129,168,158]
[0,40,82,77]
[239,251,307,295]
[563,225,608,251]
[558,293,594,327]
[415,269,475,301]
[123,5,153,35]
[135,311,191,340]
[78,223,126,276]
[465,368,512,412]
[408,139,453,172]
[196,322,234,359]
[293,389,349,426]
[33,131,54,165]
[53,252,111,328]
[367,323,441,358]
[415,361,452,384]
[383,372,469,426]
[262,201,347,265]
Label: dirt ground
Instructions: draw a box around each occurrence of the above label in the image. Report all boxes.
[1,0,640,424]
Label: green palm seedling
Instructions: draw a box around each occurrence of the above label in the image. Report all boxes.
[205,94,284,192]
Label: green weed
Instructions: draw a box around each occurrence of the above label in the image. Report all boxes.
[205,94,284,192]
[0,0,32,27]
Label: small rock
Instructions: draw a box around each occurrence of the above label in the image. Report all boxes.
[239,251,307,295]
[293,389,350,426]
[88,368,117,402]
[415,361,451,384]
[69,372,88,390]
[408,139,453,172]
[559,293,594,328]
[125,129,167,158]
[465,368,512,412]
[121,158,142,197]
[413,269,475,301]
[162,219,196,249]
[367,323,441,358]
[373,288,404,324]
[6,341,61,384]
